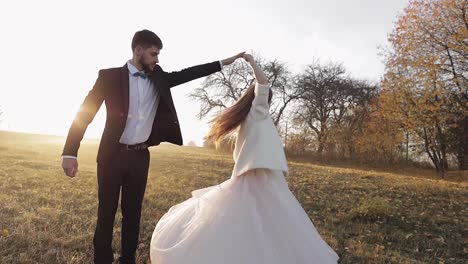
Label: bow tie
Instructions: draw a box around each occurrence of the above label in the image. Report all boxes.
[133,71,148,79]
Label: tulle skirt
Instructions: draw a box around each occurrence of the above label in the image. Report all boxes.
[150,169,339,264]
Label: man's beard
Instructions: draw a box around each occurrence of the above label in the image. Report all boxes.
[139,57,153,73]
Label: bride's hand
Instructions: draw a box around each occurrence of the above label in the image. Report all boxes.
[243,53,268,84]
[221,52,245,66]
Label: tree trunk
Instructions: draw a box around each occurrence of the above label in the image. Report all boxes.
[317,141,324,160]
[423,128,445,178]
[457,116,468,170]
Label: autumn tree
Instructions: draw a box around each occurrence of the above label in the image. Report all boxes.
[381,0,468,176]
[354,89,407,164]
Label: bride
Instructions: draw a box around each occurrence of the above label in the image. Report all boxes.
[150,53,340,264]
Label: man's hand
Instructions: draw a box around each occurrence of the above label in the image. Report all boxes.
[62,157,78,177]
[221,52,245,66]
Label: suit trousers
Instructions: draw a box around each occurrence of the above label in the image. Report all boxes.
[93,147,150,264]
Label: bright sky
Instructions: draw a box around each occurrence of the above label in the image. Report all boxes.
[0,0,408,146]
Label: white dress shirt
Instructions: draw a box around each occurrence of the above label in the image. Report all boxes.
[119,60,159,145]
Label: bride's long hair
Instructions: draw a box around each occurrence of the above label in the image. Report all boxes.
[205,83,273,142]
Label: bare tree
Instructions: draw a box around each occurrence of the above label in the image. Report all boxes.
[328,78,380,159]
[189,55,299,126]
[263,60,302,126]
[293,60,349,159]
[189,60,253,120]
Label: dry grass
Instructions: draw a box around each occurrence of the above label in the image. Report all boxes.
[0,131,466,263]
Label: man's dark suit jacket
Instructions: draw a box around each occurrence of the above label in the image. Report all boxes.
[62,61,221,163]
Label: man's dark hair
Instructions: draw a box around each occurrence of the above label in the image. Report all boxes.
[131,30,163,51]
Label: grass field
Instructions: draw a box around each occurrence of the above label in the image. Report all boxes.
[0,130,466,263]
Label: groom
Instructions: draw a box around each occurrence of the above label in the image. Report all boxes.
[61,29,243,264]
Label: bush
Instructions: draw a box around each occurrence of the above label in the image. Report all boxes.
[348,196,395,221]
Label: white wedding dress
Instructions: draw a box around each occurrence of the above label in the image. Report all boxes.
[150,84,340,264]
